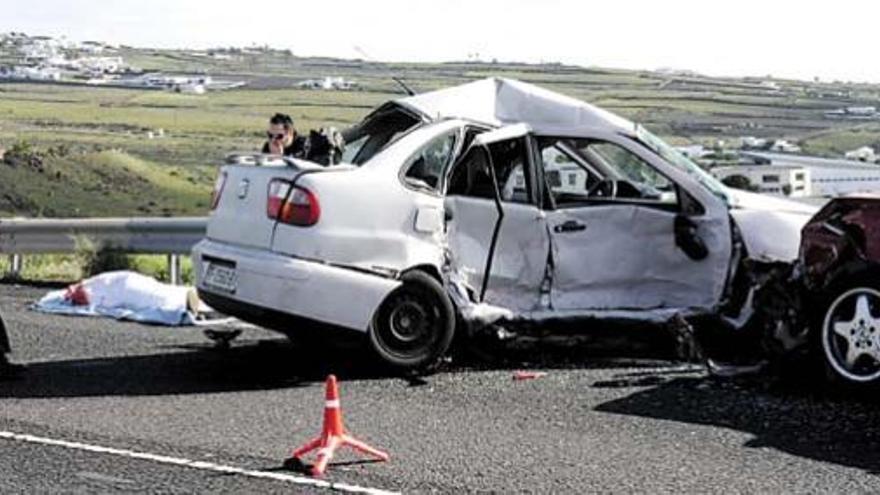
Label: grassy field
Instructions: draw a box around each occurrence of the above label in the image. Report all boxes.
[0,83,392,217]
[2,47,880,221]
[0,252,194,284]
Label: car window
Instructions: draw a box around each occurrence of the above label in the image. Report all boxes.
[447,137,531,204]
[539,137,677,207]
[402,131,457,192]
[539,141,599,201]
[341,134,368,163]
[588,142,677,204]
[341,104,422,166]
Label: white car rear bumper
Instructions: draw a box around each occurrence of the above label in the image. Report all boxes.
[192,239,400,332]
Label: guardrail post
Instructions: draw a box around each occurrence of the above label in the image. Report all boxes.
[6,254,23,279]
[0,217,207,283]
[167,254,181,285]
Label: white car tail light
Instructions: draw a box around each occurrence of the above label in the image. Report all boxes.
[267,179,320,226]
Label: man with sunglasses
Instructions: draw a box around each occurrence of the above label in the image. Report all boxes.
[261,113,307,157]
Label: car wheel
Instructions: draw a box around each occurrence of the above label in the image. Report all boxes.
[819,281,880,386]
[369,271,455,371]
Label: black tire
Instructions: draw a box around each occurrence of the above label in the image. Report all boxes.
[368,271,455,371]
[813,273,880,388]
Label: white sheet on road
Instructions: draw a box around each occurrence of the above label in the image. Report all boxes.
[33,271,198,326]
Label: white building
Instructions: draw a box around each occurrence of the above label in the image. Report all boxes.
[297,77,358,90]
[175,83,206,94]
[53,56,127,75]
[770,139,802,153]
[846,106,877,116]
[542,163,589,193]
[744,152,880,197]
[675,145,710,160]
[825,106,880,119]
[845,146,877,163]
[809,165,880,196]
[740,136,768,149]
[21,39,60,61]
[712,165,812,197]
[0,66,62,81]
[79,41,106,54]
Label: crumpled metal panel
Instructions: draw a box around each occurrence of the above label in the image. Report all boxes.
[444,197,550,313]
[398,77,634,136]
[730,209,809,262]
[548,204,731,311]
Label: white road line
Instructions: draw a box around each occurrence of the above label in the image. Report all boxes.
[0,430,399,495]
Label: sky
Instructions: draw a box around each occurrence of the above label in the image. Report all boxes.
[2,0,878,83]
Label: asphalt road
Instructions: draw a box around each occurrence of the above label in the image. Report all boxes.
[1,282,879,493]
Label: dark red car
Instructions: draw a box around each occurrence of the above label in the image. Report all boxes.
[800,195,880,385]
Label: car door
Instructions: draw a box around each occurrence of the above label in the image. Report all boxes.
[537,133,732,311]
[444,125,550,313]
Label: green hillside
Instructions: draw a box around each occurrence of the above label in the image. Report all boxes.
[2,44,880,218]
[0,147,209,217]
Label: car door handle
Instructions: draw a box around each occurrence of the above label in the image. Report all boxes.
[553,220,586,233]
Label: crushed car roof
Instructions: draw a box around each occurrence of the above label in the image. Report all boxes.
[397,77,635,136]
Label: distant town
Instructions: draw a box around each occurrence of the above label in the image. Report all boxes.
[0,32,359,93]
[679,136,880,200]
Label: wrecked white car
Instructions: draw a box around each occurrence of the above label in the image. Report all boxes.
[193,78,816,370]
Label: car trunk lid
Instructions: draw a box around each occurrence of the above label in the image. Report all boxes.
[206,158,338,250]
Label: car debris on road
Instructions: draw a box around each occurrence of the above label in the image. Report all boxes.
[512,370,548,381]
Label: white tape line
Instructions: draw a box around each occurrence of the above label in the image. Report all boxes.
[0,430,398,495]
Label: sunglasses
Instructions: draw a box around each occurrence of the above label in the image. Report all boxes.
[267,132,286,141]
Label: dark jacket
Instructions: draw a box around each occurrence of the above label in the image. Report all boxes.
[262,135,307,158]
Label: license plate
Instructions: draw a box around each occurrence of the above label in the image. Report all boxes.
[203,262,237,293]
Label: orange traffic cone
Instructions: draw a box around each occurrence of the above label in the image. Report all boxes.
[286,375,389,477]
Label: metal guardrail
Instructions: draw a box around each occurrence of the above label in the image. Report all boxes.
[0,217,208,284]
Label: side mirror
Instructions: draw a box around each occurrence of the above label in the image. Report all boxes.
[674,214,709,261]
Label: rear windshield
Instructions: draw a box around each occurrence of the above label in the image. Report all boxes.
[341,103,423,166]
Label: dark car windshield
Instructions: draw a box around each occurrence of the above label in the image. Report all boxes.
[341,103,423,166]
